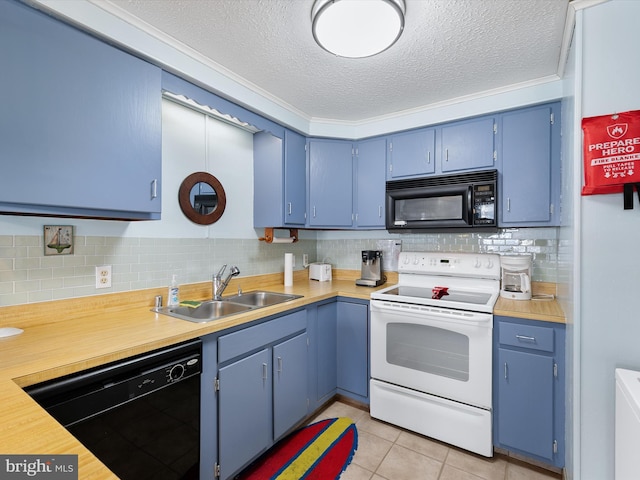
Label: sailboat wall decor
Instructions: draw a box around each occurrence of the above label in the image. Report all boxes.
[44,225,74,256]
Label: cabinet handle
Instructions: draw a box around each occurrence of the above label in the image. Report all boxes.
[504,362,508,380]
[378,205,382,218]
[507,198,511,212]
[262,363,268,380]
[288,202,292,215]
[150,179,158,199]
[313,206,316,218]
[515,334,536,342]
[277,357,283,373]
[427,151,431,164]
[445,149,449,162]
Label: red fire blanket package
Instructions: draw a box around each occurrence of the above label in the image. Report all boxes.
[582,110,640,195]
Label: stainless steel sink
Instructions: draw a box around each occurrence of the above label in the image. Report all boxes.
[153,291,302,323]
[222,291,302,307]
[154,300,253,323]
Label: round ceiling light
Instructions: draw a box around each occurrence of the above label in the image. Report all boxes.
[311,0,406,58]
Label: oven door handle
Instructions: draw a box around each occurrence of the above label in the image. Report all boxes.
[371,300,493,326]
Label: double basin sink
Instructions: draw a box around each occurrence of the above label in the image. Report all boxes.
[153,291,303,323]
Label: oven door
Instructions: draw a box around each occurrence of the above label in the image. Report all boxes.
[370,299,492,409]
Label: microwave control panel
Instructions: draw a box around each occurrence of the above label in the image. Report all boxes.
[472,183,496,225]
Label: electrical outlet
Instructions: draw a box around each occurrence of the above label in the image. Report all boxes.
[95,265,112,289]
[303,253,309,266]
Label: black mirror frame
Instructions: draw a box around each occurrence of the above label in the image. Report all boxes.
[178,172,226,225]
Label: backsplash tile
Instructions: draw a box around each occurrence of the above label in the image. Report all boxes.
[0,228,558,306]
[317,228,558,283]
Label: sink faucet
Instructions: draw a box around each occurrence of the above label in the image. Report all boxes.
[213,265,240,300]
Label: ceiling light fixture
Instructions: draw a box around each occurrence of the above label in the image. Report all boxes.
[311,0,405,58]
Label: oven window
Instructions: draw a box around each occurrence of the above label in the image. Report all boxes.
[395,196,463,221]
[386,323,469,381]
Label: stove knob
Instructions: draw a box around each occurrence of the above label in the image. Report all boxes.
[403,256,410,265]
[486,259,494,269]
[474,258,482,268]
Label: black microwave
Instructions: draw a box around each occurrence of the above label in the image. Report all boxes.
[385,170,497,232]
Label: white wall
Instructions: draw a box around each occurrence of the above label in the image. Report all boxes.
[559,13,578,479]
[579,1,640,478]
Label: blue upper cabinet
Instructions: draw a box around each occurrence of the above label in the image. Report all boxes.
[355,138,386,228]
[387,128,436,179]
[308,139,354,227]
[254,129,306,228]
[499,103,560,226]
[0,1,162,220]
[284,131,308,225]
[441,116,496,172]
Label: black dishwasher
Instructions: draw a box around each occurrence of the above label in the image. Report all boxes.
[26,339,202,480]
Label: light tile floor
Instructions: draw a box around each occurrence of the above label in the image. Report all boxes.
[311,400,562,480]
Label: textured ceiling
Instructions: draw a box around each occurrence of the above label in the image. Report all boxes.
[94,0,570,123]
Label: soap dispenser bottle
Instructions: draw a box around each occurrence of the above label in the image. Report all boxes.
[168,275,179,307]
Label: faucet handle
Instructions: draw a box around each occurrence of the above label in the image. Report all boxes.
[215,264,227,279]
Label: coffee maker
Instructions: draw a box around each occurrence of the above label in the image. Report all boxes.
[356,250,386,287]
[500,254,532,300]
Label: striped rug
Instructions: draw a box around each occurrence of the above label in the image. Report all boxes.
[239,417,358,480]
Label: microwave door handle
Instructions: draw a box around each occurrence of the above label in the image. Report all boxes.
[467,186,474,225]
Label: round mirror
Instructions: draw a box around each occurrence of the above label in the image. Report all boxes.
[178,172,226,225]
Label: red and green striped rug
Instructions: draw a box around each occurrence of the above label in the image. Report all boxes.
[239,417,358,480]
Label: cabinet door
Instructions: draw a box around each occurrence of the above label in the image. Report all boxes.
[200,335,218,480]
[253,132,284,228]
[284,130,307,225]
[273,332,309,440]
[316,302,337,402]
[337,302,369,400]
[0,1,161,220]
[500,104,558,225]
[218,349,271,480]
[497,348,554,461]
[441,117,495,172]
[355,138,387,228]
[388,128,436,179]
[308,139,353,227]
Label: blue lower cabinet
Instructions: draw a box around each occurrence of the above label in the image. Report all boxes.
[218,349,271,480]
[214,310,308,479]
[337,300,369,402]
[316,302,338,405]
[200,335,218,480]
[493,316,565,468]
[206,299,371,478]
[273,333,310,440]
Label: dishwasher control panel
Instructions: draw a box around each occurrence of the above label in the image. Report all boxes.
[26,339,202,427]
[129,353,201,398]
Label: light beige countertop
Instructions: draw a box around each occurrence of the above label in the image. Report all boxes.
[494,281,565,324]
[0,270,564,478]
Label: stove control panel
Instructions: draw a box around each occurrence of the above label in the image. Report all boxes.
[398,251,501,279]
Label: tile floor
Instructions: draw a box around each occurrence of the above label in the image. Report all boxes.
[311,400,562,480]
